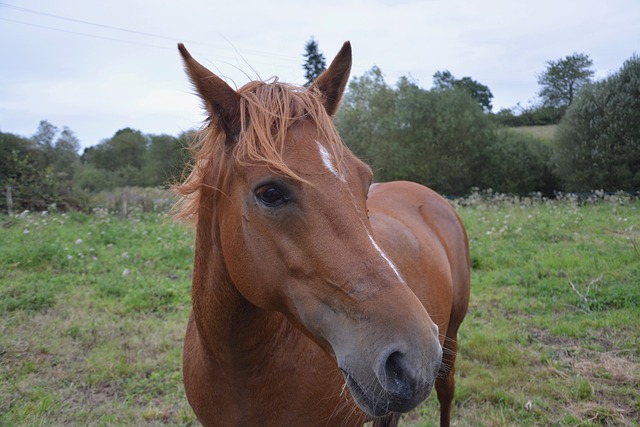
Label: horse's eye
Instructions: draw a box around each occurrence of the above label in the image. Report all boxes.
[256,186,287,207]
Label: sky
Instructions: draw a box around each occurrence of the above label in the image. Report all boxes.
[1,0,638,150]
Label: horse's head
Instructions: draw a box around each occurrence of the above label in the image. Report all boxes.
[177,42,442,417]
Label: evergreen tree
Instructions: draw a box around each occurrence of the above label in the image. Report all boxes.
[302,37,326,87]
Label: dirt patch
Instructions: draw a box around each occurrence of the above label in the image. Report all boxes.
[573,352,639,384]
[532,328,639,424]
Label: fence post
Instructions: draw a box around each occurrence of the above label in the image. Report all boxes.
[120,191,128,218]
[5,185,13,216]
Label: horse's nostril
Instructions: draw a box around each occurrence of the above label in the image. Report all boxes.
[381,350,411,397]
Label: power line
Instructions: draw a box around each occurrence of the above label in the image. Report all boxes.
[0,2,203,46]
[0,2,303,62]
[0,16,174,51]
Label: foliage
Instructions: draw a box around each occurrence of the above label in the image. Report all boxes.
[494,53,595,128]
[492,104,565,126]
[484,128,557,195]
[142,133,191,187]
[2,50,638,211]
[335,66,398,176]
[553,54,640,192]
[1,196,638,426]
[80,128,149,188]
[1,122,192,212]
[302,37,326,87]
[0,122,85,212]
[77,129,191,192]
[337,68,556,195]
[433,70,494,112]
[537,53,595,109]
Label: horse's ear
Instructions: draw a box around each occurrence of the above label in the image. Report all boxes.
[311,41,352,117]
[178,43,241,140]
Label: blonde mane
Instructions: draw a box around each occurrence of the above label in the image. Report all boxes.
[174,80,345,220]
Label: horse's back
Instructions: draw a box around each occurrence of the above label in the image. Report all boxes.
[367,181,470,335]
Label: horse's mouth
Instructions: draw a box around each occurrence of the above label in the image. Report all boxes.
[340,366,434,418]
[341,368,393,417]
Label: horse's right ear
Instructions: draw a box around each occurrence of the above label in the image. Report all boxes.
[311,41,352,117]
[178,43,241,140]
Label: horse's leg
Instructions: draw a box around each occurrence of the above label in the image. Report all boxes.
[372,413,401,427]
[435,333,458,427]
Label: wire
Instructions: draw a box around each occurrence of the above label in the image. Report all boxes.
[0,16,174,50]
[0,2,303,61]
[0,2,204,45]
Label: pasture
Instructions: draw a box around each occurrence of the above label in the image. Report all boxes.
[510,124,558,142]
[1,194,638,426]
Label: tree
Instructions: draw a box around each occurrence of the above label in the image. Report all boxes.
[433,70,494,112]
[336,66,398,176]
[51,127,80,180]
[1,125,84,212]
[32,120,58,149]
[484,129,557,195]
[302,37,326,87]
[337,67,495,195]
[142,133,189,187]
[553,55,640,191]
[80,128,149,189]
[537,53,594,109]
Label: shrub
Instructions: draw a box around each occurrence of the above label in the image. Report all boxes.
[484,129,558,195]
[553,55,640,191]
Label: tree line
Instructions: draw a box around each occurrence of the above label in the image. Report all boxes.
[335,69,557,195]
[340,53,638,195]
[1,123,192,212]
[1,44,638,213]
[305,38,639,196]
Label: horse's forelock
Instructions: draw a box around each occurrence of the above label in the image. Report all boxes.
[234,81,344,180]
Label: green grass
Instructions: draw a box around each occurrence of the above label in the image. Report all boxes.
[510,124,558,141]
[1,195,638,426]
[0,211,196,426]
[407,193,639,426]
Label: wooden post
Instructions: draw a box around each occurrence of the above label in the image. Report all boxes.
[120,191,128,218]
[5,185,13,216]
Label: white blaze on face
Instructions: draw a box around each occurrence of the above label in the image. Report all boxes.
[316,140,345,182]
[367,233,405,283]
[315,140,403,283]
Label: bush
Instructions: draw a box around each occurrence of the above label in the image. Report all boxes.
[337,71,494,195]
[484,129,557,195]
[553,55,640,191]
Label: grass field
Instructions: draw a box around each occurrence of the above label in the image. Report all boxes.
[510,125,558,142]
[1,194,638,426]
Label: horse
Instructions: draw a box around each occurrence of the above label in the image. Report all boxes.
[175,41,470,427]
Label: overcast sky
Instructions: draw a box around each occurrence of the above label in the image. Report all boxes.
[1,0,638,149]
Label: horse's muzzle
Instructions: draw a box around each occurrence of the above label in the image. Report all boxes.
[340,340,443,417]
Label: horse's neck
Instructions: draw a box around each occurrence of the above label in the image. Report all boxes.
[191,232,290,372]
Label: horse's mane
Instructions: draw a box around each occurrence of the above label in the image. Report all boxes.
[174,79,345,220]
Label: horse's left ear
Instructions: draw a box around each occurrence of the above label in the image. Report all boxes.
[178,43,241,140]
[311,41,352,117]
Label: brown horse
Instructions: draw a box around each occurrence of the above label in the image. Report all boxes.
[175,41,470,427]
